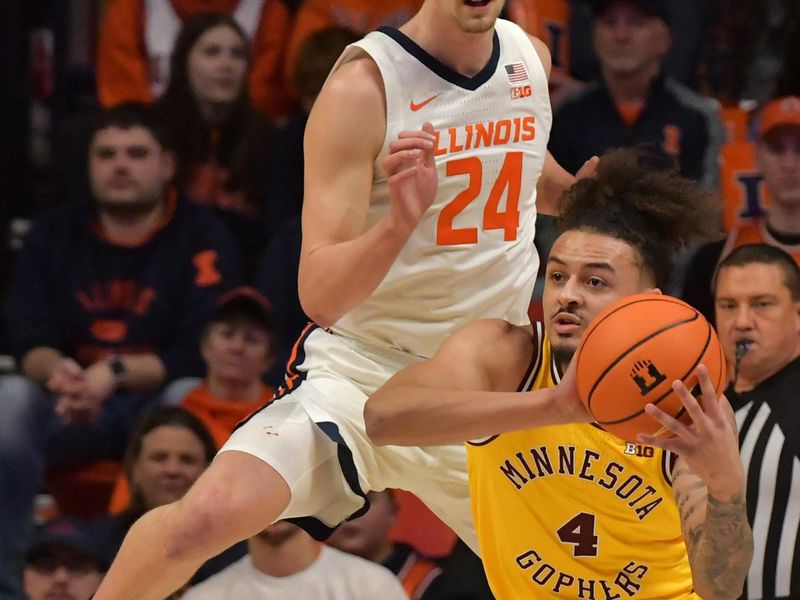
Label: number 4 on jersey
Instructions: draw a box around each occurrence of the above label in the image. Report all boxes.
[556,512,599,557]
[437,152,522,245]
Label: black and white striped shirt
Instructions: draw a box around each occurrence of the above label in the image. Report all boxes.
[730,357,800,600]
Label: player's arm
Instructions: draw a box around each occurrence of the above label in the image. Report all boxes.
[298,56,436,327]
[537,152,599,215]
[524,33,599,214]
[639,367,753,599]
[365,320,586,446]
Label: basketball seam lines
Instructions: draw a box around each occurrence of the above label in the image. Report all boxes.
[577,297,682,399]
[586,309,700,408]
[596,320,712,425]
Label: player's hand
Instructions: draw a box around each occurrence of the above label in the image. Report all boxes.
[637,365,744,499]
[575,156,599,181]
[384,122,438,233]
[552,357,593,424]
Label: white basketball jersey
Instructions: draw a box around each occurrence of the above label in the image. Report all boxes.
[144,0,264,96]
[330,20,552,358]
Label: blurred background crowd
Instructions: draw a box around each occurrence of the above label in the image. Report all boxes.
[0,0,798,599]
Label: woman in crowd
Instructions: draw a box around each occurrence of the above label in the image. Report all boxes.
[157,13,291,278]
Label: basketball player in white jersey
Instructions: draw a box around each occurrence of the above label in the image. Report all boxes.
[95,2,594,597]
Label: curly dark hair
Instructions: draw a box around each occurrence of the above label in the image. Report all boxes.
[557,147,721,289]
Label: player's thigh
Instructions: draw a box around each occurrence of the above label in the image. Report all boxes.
[220,392,364,528]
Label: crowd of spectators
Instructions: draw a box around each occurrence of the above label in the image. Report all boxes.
[0,0,798,598]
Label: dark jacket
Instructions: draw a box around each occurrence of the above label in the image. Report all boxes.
[549,73,723,187]
[5,195,242,378]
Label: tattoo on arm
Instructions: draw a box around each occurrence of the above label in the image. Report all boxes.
[690,492,753,599]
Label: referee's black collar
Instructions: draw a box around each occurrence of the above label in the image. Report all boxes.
[727,354,800,406]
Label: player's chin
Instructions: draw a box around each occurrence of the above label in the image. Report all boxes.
[550,339,578,368]
[459,0,500,26]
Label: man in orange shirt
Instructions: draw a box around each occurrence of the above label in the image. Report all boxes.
[180,287,276,448]
[97,0,292,120]
[106,287,275,513]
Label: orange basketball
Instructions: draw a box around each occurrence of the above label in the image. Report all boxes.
[574,293,726,442]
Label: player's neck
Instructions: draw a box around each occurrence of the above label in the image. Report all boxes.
[402,11,495,77]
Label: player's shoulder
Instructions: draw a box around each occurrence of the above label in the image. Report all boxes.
[310,51,385,129]
[439,319,535,376]
[496,18,551,75]
[323,51,384,100]
[526,33,552,74]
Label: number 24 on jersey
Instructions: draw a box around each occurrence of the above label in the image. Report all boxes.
[437,152,523,246]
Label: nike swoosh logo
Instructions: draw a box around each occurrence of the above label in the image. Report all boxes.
[410,94,440,112]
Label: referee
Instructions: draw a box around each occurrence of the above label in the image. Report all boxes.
[714,243,800,600]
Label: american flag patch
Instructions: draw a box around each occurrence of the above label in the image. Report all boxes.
[504,62,529,83]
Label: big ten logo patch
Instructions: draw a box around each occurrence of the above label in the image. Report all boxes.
[511,85,533,100]
[630,360,666,397]
[192,250,222,287]
[624,442,655,457]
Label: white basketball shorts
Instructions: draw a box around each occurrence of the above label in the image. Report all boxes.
[220,325,478,551]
